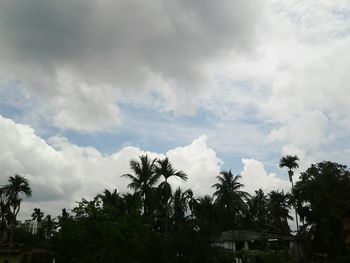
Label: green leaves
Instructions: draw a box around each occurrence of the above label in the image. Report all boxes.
[292,161,350,258]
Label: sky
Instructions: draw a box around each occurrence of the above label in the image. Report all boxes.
[1,0,350,221]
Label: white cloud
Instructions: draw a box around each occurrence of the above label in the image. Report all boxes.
[166,135,223,196]
[53,72,122,132]
[240,158,290,195]
[204,0,350,162]
[1,0,350,217]
[0,116,222,219]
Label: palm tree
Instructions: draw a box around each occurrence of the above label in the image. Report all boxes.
[98,189,126,216]
[0,191,10,242]
[57,208,71,226]
[267,190,292,234]
[122,192,142,216]
[41,215,57,239]
[1,174,32,217]
[194,195,216,225]
[279,155,300,231]
[31,208,44,223]
[171,188,189,229]
[31,208,44,236]
[212,170,249,229]
[279,155,299,186]
[0,174,32,261]
[244,189,268,231]
[155,157,187,199]
[154,158,188,233]
[122,155,158,216]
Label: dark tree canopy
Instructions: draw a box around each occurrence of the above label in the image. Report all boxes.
[292,161,350,258]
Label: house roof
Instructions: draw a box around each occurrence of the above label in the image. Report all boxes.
[215,229,295,242]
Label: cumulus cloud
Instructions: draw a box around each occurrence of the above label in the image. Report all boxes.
[240,158,290,195]
[0,116,222,218]
[0,0,262,132]
[0,116,80,202]
[166,135,223,196]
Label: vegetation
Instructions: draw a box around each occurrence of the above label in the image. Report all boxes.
[0,174,32,257]
[1,156,350,262]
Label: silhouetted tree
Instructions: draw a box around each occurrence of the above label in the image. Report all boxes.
[212,170,249,229]
[280,155,300,231]
[279,155,299,186]
[41,214,57,239]
[122,155,158,217]
[154,157,187,233]
[98,188,126,217]
[267,190,292,234]
[292,161,350,259]
[0,174,32,259]
[31,208,44,223]
[244,189,269,231]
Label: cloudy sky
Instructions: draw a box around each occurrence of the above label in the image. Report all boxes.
[1,0,350,220]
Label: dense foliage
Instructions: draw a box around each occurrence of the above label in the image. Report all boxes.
[1,156,350,262]
[292,161,350,261]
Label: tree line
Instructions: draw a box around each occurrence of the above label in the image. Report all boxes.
[1,155,350,262]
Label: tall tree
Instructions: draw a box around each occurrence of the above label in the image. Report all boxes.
[122,192,142,216]
[122,155,158,217]
[171,188,194,229]
[0,174,32,261]
[279,155,300,231]
[212,170,249,229]
[155,157,187,200]
[41,215,57,239]
[31,208,44,223]
[267,190,292,234]
[279,155,299,186]
[1,174,32,219]
[154,157,188,233]
[292,161,350,259]
[244,189,269,231]
[0,190,10,242]
[98,189,126,217]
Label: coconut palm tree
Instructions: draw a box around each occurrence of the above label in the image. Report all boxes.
[279,155,300,231]
[267,190,292,234]
[31,208,44,223]
[1,174,32,217]
[122,192,142,216]
[122,155,158,216]
[0,174,32,261]
[155,157,187,199]
[98,189,126,216]
[279,155,299,186]
[194,195,217,227]
[41,215,57,239]
[154,157,188,233]
[244,189,268,231]
[31,208,44,236]
[171,188,189,229]
[212,170,249,229]
[0,191,10,242]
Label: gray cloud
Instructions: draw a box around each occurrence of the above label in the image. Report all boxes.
[0,0,262,131]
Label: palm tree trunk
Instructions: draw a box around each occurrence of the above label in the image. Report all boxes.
[291,178,299,232]
[7,225,13,263]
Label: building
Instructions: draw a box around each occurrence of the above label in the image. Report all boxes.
[22,220,39,235]
[214,229,295,252]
